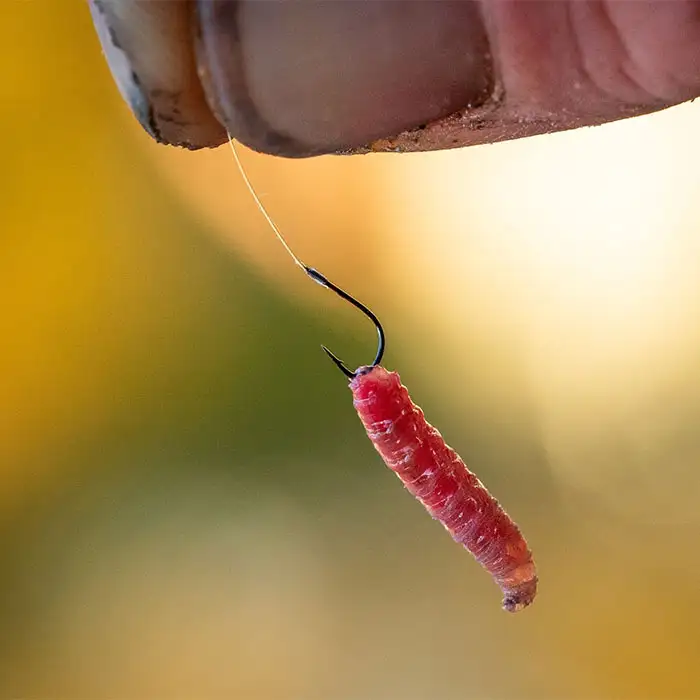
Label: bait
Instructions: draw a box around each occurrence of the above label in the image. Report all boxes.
[309,269,538,612]
[230,140,538,612]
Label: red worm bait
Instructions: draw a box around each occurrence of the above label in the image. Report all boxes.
[350,365,537,612]
[305,267,538,613]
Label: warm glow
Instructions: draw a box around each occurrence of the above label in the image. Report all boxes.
[6,2,700,696]
[384,103,700,522]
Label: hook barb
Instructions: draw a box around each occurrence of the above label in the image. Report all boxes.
[321,345,355,379]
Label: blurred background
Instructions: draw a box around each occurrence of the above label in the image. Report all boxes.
[3,2,700,697]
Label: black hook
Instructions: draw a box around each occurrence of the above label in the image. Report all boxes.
[303,265,385,379]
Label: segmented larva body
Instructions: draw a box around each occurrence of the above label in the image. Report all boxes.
[351,365,537,612]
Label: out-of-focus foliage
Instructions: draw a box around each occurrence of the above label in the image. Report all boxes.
[2,2,700,697]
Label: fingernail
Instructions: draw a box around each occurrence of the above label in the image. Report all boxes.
[89,0,227,149]
[195,0,493,157]
[89,0,158,139]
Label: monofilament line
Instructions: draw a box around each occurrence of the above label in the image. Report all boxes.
[227,136,305,272]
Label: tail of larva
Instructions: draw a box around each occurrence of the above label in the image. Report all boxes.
[350,366,537,612]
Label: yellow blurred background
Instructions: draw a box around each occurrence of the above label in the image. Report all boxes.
[3,2,700,697]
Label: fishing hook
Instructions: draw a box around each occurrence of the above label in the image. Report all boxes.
[304,265,385,379]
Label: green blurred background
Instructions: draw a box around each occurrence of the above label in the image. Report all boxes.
[3,2,700,697]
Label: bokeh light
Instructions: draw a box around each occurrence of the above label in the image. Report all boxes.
[3,2,700,698]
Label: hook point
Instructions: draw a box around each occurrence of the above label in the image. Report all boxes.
[321,345,356,380]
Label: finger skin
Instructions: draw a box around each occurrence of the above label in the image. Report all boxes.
[370,0,700,154]
[89,0,700,156]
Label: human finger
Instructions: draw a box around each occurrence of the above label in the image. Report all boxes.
[89,0,700,156]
